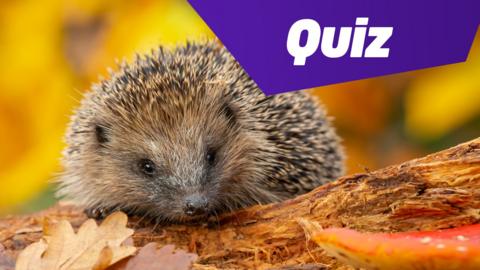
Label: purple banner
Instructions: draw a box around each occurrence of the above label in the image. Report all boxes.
[188,0,479,95]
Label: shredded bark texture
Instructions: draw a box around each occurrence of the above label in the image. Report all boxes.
[1,138,479,269]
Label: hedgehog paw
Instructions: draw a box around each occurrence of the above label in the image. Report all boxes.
[84,206,115,219]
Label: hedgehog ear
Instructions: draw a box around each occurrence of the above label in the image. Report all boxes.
[94,124,110,146]
[222,102,237,126]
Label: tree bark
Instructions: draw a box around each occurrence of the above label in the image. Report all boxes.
[1,138,480,270]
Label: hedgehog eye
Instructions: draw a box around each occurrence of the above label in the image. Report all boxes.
[95,124,109,145]
[206,149,216,166]
[138,159,156,176]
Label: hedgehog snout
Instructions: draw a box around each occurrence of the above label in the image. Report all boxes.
[183,193,209,216]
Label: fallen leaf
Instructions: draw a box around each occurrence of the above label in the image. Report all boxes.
[15,212,136,270]
[14,242,47,270]
[300,219,480,270]
[109,243,197,270]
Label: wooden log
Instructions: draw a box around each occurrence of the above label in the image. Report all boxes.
[1,138,479,269]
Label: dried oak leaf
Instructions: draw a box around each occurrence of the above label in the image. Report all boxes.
[15,212,136,270]
[109,243,197,270]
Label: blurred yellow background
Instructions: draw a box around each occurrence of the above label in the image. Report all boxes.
[0,0,479,215]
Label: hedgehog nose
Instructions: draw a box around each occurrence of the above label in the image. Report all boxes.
[183,194,208,216]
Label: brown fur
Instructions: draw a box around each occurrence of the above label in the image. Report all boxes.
[57,41,344,223]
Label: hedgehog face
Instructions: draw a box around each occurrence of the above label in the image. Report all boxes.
[78,88,267,222]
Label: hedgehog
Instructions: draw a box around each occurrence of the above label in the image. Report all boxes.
[57,41,344,223]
